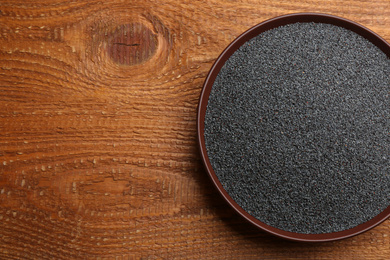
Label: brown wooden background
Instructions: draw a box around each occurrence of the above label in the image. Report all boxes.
[0,0,389,259]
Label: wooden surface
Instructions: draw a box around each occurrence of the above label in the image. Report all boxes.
[0,0,389,259]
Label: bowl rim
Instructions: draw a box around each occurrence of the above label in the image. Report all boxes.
[197,12,390,242]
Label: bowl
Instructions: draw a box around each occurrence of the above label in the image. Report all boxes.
[197,13,390,242]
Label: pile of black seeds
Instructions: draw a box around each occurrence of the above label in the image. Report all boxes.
[204,22,390,234]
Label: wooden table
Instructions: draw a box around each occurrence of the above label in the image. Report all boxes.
[1,1,389,259]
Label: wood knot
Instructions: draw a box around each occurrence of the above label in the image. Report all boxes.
[107,23,157,66]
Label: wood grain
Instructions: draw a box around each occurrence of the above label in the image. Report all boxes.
[0,0,389,259]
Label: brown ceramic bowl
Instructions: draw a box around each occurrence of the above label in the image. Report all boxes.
[197,13,390,242]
